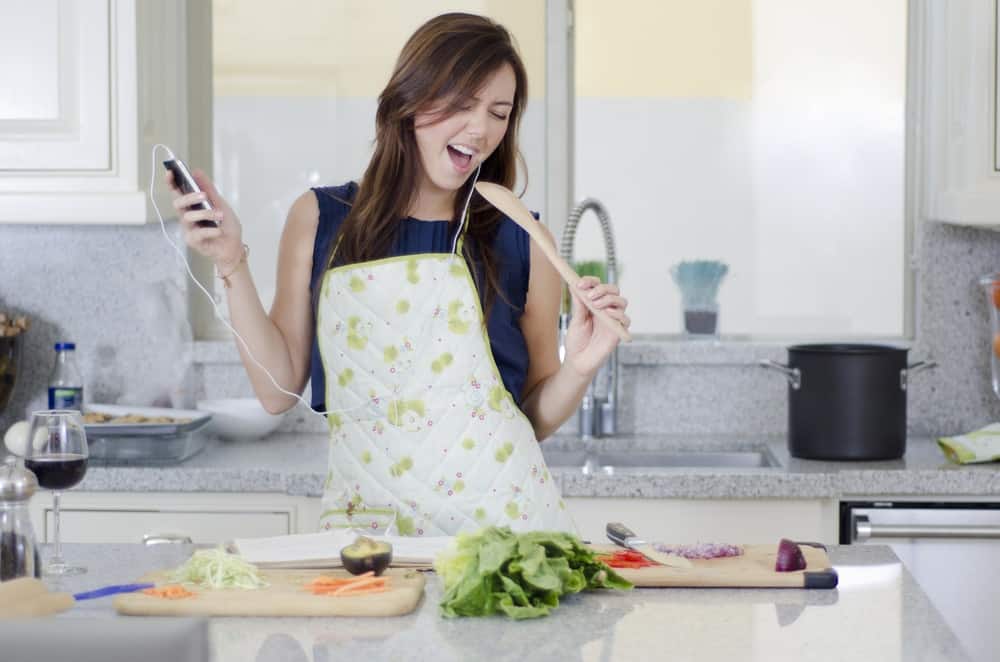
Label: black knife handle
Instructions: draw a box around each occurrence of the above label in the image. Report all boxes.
[606,522,637,546]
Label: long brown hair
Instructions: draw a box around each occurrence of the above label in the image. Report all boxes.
[322,13,528,319]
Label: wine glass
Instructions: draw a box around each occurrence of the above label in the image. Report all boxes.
[23,410,89,576]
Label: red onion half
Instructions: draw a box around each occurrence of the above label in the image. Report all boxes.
[774,538,807,572]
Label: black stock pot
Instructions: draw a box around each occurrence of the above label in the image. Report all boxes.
[761,344,936,461]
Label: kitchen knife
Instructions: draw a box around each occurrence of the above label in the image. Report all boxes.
[606,522,692,569]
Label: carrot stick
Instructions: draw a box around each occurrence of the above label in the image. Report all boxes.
[305,572,391,596]
[308,572,374,587]
[142,584,195,599]
[329,576,387,595]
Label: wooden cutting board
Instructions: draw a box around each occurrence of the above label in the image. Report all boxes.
[593,542,838,589]
[113,568,426,617]
[0,577,75,617]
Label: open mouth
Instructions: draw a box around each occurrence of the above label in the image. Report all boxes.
[447,144,475,171]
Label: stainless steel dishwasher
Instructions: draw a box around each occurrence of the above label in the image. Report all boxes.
[841,501,1000,662]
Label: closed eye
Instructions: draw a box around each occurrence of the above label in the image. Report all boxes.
[491,112,509,120]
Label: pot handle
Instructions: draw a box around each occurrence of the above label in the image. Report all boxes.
[760,360,802,390]
[900,360,938,391]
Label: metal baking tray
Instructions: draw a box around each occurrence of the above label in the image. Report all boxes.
[83,404,213,465]
[82,404,211,437]
[86,429,211,465]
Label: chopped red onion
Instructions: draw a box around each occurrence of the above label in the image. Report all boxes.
[653,542,744,560]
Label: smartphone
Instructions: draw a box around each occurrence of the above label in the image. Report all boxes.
[163,157,217,228]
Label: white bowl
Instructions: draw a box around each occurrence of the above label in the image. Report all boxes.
[196,398,286,441]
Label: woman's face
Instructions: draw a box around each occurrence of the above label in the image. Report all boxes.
[413,63,516,196]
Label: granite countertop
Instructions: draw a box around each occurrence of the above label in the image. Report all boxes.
[40,542,968,662]
[77,433,1000,499]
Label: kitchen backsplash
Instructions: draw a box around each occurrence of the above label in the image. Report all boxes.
[0,223,193,433]
[2,219,999,438]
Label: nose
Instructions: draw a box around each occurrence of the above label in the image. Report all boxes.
[464,108,487,139]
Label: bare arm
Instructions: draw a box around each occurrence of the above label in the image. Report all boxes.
[518,224,631,440]
[229,192,319,412]
[170,171,319,413]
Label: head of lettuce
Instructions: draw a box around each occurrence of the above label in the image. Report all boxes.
[434,526,633,620]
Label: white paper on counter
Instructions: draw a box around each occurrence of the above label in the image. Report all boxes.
[230,531,453,569]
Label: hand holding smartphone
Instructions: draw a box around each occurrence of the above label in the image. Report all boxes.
[163,158,218,228]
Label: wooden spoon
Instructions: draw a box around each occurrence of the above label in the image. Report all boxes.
[475,182,631,343]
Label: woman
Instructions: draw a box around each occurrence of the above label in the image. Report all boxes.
[170,13,630,535]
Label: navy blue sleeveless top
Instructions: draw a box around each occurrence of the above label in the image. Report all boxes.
[308,182,533,411]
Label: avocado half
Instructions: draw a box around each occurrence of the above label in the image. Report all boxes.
[340,536,393,576]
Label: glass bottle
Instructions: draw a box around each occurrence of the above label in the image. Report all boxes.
[48,342,83,410]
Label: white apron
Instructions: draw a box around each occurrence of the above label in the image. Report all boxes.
[315,229,576,536]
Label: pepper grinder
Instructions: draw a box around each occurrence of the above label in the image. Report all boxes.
[0,456,41,581]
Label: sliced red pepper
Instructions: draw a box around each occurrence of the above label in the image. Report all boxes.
[597,550,657,568]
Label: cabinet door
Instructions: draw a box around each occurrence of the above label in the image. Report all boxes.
[566,497,838,545]
[924,0,1000,226]
[31,491,304,544]
[0,0,203,224]
[43,508,291,544]
[0,0,112,171]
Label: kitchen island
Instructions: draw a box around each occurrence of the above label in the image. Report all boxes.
[43,542,968,661]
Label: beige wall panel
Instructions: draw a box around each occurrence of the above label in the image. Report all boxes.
[575,0,752,98]
[213,0,545,98]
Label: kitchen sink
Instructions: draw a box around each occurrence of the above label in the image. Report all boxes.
[540,448,779,474]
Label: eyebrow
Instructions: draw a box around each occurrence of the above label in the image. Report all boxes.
[472,96,514,107]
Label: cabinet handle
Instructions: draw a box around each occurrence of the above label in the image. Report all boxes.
[853,515,1000,541]
[143,533,193,545]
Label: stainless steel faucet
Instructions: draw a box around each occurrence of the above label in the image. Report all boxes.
[559,198,619,440]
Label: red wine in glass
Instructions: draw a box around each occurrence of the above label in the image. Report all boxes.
[24,409,89,575]
[24,453,88,490]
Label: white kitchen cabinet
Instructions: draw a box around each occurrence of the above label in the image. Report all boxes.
[923,0,1000,227]
[44,509,290,545]
[29,492,323,545]
[566,497,839,546]
[28,491,837,545]
[0,0,210,224]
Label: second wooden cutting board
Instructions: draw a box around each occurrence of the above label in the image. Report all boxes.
[114,568,426,617]
[593,543,838,589]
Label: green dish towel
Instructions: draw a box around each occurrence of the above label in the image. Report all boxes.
[937,424,1000,464]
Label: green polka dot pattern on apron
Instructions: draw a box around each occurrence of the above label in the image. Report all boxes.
[315,249,577,536]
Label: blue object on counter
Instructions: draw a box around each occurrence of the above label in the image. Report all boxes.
[73,582,155,601]
[670,260,729,307]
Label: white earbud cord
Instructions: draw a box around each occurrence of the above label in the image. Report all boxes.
[450,163,480,256]
[149,144,479,422]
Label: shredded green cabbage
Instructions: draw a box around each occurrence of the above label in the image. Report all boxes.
[168,547,268,590]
